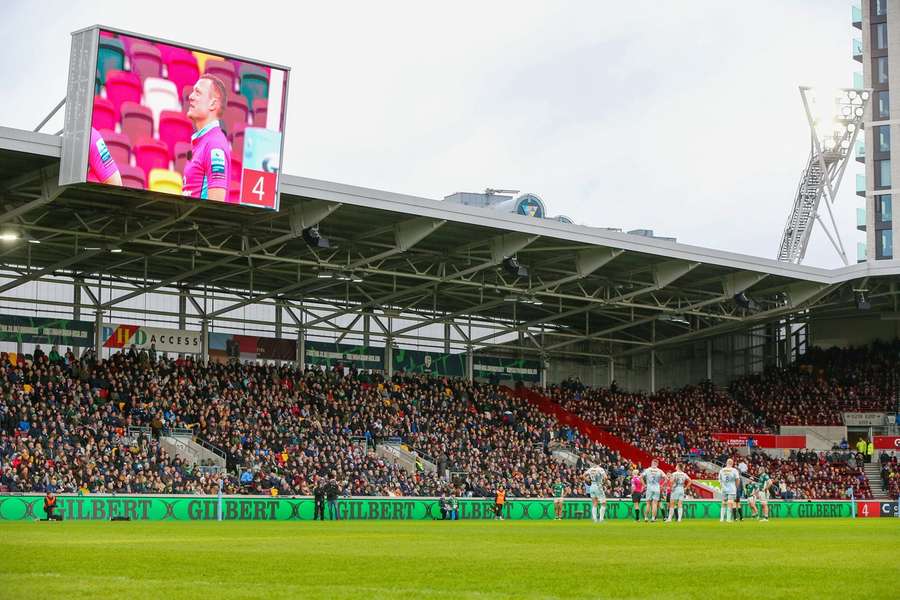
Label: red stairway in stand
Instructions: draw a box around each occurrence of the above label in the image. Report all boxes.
[508,386,714,499]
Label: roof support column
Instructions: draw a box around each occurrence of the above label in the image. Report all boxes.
[200,319,209,364]
[650,321,656,393]
[706,339,713,382]
[466,344,474,381]
[73,277,82,356]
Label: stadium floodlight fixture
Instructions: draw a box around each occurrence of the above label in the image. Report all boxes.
[502,256,528,278]
[316,270,335,279]
[0,231,19,242]
[503,294,518,302]
[26,237,40,244]
[83,246,102,251]
[302,225,330,249]
[109,247,123,254]
[350,273,363,283]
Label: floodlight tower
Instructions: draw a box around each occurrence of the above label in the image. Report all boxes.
[776,87,870,265]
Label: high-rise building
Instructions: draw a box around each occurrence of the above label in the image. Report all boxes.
[858,0,897,260]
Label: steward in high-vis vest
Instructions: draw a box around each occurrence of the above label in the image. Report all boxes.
[494,486,506,520]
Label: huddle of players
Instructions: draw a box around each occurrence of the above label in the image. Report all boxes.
[558,457,773,523]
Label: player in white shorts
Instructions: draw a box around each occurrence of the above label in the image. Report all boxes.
[584,465,608,523]
[666,463,692,522]
[718,458,740,523]
[641,459,666,523]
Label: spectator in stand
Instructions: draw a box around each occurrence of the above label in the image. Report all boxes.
[325,478,340,520]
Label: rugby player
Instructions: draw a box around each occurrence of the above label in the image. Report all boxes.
[584,465,608,523]
[183,74,232,202]
[551,479,566,520]
[666,463,692,522]
[718,458,740,522]
[747,468,772,521]
[641,459,666,523]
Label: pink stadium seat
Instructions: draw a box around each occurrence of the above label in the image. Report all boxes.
[118,163,146,189]
[129,42,163,81]
[92,96,118,132]
[223,94,248,137]
[99,129,132,166]
[166,49,200,98]
[133,138,170,182]
[173,141,191,175]
[204,59,236,93]
[229,122,246,162]
[158,110,193,161]
[119,102,154,148]
[251,99,267,128]
[104,70,142,116]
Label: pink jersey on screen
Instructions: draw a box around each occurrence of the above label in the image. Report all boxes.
[182,120,231,200]
[87,127,119,183]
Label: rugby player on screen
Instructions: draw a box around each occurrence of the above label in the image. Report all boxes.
[87,127,122,186]
[183,74,231,202]
[641,459,665,523]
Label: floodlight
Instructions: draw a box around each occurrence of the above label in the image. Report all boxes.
[502,256,529,278]
[0,232,19,242]
[302,225,330,249]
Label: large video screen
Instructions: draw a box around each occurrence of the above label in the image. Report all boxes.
[76,27,288,210]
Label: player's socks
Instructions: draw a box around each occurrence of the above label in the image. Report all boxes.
[599,505,606,522]
[719,506,725,521]
[591,506,597,523]
[634,507,640,522]
[676,508,682,522]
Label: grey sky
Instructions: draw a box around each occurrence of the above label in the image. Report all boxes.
[0,0,862,267]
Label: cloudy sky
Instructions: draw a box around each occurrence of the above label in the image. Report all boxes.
[0,0,862,268]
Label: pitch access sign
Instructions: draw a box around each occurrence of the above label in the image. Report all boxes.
[60,26,289,210]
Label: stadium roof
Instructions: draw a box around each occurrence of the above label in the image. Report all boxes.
[1,126,899,358]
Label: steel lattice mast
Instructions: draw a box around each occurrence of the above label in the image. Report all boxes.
[777,87,870,265]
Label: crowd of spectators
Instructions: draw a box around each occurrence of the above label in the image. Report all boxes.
[881,452,900,498]
[729,341,899,426]
[0,347,634,498]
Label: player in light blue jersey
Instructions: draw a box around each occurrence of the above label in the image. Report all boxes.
[584,465,608,523]
[641,459,666,523]
[718,458,740,523]
[666,463,692,522]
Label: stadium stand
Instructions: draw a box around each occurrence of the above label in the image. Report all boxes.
[2,343,893,501]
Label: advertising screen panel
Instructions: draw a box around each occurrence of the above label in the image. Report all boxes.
[62,26,289,210]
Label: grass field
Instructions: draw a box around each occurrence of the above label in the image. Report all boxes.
[1,519,898,599]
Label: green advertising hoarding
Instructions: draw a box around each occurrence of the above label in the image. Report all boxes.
[472,355,541,382]
[393,348,466,377]
[305,341,384,369]
[0,496,853,521]
[0,315,94,347]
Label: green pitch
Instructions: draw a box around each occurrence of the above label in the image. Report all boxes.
[1,519,898,599]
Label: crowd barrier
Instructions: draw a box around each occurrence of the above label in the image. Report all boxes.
[0,494,887,521]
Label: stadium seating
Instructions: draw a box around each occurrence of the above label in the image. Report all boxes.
[120,102,154,148]
[92,96,118,132]
[96,37,125,85]
[240,64,269,109]
[204,59,236,93]
[142,77,181,133]
[129,41,163,82]
[192,51,224,74]
[252,99,267,128]
[223,94,249,137]
[729,342,899,426]
[158,110,193,160]
[165,49,200,98]
[230,122,246,162]
[173,141,191,175]
[148,168,183,195]
[181,85,193,113]
[104,70,143,116]
[133,138,170,182]
[118,163,147,189]
[99,129,132,166]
